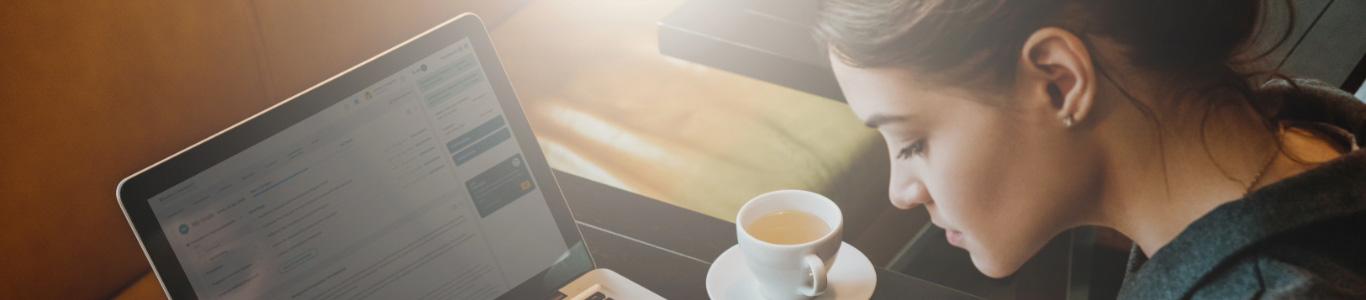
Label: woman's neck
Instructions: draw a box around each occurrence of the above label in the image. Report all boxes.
[1089,91,1282,258]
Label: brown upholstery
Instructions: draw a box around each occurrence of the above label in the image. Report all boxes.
[0,1,525,298]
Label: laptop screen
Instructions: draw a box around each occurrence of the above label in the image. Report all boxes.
[143,37,569,299]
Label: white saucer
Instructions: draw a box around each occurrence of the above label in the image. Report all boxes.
[706,242,876,299]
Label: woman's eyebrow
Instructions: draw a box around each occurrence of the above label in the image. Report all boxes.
[865,114,908,128]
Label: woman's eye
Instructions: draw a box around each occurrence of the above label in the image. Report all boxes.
[897,140,926,159]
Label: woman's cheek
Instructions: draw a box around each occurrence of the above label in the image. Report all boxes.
[935,137,1007,229]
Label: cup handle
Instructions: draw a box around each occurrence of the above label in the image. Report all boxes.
[800,254,828,297]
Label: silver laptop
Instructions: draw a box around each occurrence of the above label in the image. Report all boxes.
[116,13,662,300]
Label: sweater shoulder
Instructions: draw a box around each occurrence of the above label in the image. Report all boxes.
[1194,214,1366,299]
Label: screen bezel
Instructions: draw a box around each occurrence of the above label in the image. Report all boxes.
[116,13,592,299]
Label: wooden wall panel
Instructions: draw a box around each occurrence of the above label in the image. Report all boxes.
[0,1,270,299]
[0,1,530,298]
[247,0,530,101]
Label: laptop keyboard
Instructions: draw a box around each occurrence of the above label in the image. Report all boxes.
[584,291,615,300]
[566,284,618,300]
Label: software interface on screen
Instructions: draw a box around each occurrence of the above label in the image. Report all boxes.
[145,38,568,299]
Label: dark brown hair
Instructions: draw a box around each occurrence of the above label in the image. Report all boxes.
[815,0,1295,115]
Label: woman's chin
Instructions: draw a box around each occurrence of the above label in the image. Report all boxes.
[968,250,1027,279]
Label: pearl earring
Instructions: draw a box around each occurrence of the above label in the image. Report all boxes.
[1063,115,1074,127]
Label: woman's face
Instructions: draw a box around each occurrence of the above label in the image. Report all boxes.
[831,58,1102,278]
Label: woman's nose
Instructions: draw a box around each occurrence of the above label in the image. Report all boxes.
[889,178,930,210]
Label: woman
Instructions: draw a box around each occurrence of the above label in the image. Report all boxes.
[815,0,1366,298]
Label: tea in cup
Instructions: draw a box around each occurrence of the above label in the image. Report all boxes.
[736,190,843,300]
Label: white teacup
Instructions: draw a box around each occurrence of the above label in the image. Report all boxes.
[737,190,844,300]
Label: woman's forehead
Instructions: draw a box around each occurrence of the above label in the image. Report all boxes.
[834,63,956,119]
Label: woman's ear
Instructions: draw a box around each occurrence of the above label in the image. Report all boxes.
[1017,27,1096,127]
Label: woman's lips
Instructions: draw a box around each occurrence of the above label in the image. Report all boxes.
[946,229,965,247]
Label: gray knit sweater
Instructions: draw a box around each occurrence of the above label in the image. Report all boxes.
[1118,79,1366,299]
